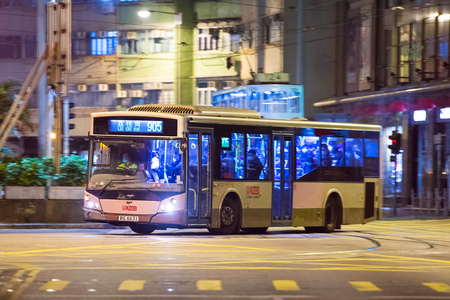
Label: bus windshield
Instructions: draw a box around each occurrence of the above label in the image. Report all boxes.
[87,138,184,192]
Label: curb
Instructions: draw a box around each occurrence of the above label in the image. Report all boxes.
[0,223,127,230]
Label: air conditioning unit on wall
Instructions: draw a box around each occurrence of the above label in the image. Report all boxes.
[127,32,138,39]
[98,31,107,38]
[207,81,216,88]
[98,84,108,91]
[143,82,163,90]
[77,84,87,92]
[115,90,127,98]
[76,32,86,39]
[130,90,143,98]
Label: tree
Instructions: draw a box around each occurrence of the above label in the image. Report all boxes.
[0,80,33,134]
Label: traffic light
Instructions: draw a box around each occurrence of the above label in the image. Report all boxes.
[388,131,402,154]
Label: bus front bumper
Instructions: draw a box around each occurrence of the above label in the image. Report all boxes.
[83,208,186,226]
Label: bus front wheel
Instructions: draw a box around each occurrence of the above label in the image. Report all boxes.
[208,197,240,235]
[129,224,156,234]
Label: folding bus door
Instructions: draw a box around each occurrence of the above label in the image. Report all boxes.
[272,134,293,226]
[187,130,212,226]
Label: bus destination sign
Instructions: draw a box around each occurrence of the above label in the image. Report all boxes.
[109,119,163,133]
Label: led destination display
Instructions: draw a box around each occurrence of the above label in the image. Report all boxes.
[109,120,163,133]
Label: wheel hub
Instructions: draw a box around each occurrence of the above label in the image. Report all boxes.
[221,206,234,226]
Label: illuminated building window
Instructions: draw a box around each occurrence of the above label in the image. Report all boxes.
[90,31,118,55]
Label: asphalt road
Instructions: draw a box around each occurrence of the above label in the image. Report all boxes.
[1,219,450,300]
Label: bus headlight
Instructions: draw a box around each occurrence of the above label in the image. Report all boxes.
[159,198,177,213]
[160,204,174,212]
[84,193,101,210]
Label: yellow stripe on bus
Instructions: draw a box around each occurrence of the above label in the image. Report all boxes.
[349,281,381,291]
[273,280,300,290]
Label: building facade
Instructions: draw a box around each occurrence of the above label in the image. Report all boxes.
[314,0,450,202]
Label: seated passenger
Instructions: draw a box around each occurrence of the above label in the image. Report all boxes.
[117,153,138,171]
[247,149,263,180]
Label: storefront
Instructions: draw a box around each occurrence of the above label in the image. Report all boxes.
[314,85,450,203]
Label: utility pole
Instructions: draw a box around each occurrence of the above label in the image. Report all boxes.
[47,0,71,172]
[37,0,47,158]
[0,1,71,174]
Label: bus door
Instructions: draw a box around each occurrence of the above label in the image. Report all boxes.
[272,134,293,225]
[187,130,212,225]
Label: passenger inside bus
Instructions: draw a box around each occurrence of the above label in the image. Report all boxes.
[150,152,160,182]
[247,149,264,180]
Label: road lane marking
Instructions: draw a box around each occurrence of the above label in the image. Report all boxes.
[273,280,300,291]
[118,280,146,291]
[1,241,166,256]
[40,279,69,291]
[3,269,40,300]
[350,281,381,291]
[197,280,222,290]
[423,283,450,292]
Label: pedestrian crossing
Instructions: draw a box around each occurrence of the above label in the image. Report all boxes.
[36,279,450,293]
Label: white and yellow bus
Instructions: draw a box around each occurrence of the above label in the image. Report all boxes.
[84,105,382,234]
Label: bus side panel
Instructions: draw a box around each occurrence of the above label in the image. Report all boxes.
[292,182,372,227]
[212,181,272,228]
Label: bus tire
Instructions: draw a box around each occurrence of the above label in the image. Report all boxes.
[208,197,240,235]
[129,224,156,234]
[319,198,340,233]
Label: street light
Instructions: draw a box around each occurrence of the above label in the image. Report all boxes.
[137,10,182,25]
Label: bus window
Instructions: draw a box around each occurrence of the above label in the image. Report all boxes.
[247,134,269,179]
[296,136,319,179]
[220,133,244,179]
[364,133,380,177]
[345,138,363,167]
[321,137,344,167]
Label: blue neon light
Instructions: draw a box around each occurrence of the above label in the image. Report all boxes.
[109,120,163,133]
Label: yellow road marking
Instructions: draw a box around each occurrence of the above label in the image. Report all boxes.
[118,280,146,291]
[40,280,69,291]
[423,283,450,292]
[1,241,165,256]
[273,280,300,291]
[350,281,381,291]
[197,280,222,290]
[4,270,40,300]
[367,253,450,265]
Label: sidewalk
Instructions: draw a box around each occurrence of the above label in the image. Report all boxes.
[0,222,125,230]
[381,206,450,220]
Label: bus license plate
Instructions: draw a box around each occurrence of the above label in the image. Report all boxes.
[118,216,139,222]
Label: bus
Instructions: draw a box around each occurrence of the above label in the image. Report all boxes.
[84,105,382,234]
[211,84,304,119]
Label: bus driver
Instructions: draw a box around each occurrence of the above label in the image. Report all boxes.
[117,153,138,171]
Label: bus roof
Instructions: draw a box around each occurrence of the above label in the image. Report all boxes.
[127,104,261,119]
[187,116,381,132]
[93,105,380,132]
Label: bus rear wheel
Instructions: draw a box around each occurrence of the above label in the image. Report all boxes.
[208,197,240,235]
[320,198,339,233]
[129,224,156,234]
[305,198,340,233]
